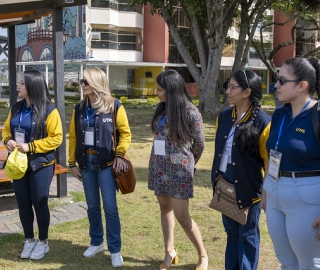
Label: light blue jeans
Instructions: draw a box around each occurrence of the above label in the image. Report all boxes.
[264,174,320,269]
[80,154,121,253]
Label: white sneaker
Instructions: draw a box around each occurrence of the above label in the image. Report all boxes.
[20,239,37,259]
[111,252,124,268]
[83,243,106,258]
[29,241,49,260]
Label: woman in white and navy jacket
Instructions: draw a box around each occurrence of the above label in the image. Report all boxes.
[211,70,270,270]
[68,67,131,268]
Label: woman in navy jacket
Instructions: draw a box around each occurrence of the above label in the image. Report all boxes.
[2,70,63,260]
[211,70,270,270]
[69,67,131,268]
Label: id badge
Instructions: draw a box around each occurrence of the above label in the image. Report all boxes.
[219,153,228,172]
[268,149,282,180]
[154,136,166,156]
[85,127,94,146]
[14,128,25,144]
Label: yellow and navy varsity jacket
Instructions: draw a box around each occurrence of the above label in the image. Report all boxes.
[211,105,271,209]
[68,98,131,171]
[2,99,63,171]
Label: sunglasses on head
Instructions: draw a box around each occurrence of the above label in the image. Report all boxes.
[277,77,300,86]
[80,79,89,86]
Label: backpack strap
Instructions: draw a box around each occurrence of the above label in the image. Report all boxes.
[312,101,320,145]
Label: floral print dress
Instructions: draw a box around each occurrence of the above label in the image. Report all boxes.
[148,102,205,199]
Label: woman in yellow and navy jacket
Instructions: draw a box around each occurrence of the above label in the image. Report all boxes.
[2,70,62,260]
[211,70,270,270]
[68,67,131,268]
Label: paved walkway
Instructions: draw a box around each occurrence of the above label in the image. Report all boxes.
[0,175,88,237]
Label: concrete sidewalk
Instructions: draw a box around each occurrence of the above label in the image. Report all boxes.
[0,175,88,237]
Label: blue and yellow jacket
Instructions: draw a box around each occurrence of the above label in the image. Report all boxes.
[2,99,63,171]
[68,98,131,171]
[211,105,271,209]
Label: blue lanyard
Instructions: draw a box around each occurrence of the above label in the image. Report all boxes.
[275,98,312,150]
[19,109,32,129]
[159,114,167,130]
[85,105,92,128]
[227,129,235,141]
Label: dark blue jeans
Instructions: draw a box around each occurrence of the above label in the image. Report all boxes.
[220,165,261,270]
[80,154,121,253]
[13,164,54,241]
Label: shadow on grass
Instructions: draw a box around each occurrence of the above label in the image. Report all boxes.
[0,235,200,269]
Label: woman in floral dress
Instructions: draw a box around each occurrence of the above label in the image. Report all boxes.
[148,70,208,270]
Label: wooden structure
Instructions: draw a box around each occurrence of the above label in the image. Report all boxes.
[0,0,87,197]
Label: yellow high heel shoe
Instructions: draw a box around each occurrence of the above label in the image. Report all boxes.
[159,247,178,270]
[195,253,208,270]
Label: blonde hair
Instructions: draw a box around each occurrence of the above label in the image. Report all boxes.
[81,67,114,114]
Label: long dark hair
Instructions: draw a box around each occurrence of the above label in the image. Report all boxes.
[151,69,193,143]
[233,70,263,155]
[283,57,320,98]
[24,70,52,135]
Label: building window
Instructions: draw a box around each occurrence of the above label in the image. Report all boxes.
[296,29,316,57]
[91,27,142,51]
[91,0,142,14]
[249,43,272,59]
[173,6,188,28]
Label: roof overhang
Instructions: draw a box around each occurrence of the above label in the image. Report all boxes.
[0,0,88,27]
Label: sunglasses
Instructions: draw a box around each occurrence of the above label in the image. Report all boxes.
[80,79,89,86]
[277,77,300,86]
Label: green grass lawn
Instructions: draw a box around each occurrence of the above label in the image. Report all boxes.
[0,97,279,269]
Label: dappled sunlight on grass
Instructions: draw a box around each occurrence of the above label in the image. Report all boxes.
[0,97,278,269]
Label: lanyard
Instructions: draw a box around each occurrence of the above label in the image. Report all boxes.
[227,129,235,141]
[19,109,32,129]
[159,114,167,130]
[275,98,312,150]
[85,105,93,128]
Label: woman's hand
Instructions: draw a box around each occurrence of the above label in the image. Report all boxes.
[113,157,128,174]
[70,166,82,181]
[260,188,267,213]
[312,215,320,241]
[6,139,17,152]
[16,143,29,153]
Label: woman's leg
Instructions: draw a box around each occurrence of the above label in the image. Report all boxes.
[172,198,208,269]
[81,156,104,246]
[157,195,176,269]
[222,214,240,270]
[13,172,34,239]
[277,176,320,269]
[29,164,54,241]
[222,204,260,270]
[238,203,261,270]
[264,175,300,270]
[98,166,121,253]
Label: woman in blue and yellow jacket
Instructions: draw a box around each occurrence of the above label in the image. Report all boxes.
[211,70,270,270]
[2,70,63,260]
[68,67,131,268]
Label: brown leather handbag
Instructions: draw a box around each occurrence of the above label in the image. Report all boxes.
[209,174,249,225]
[112,108,136,194]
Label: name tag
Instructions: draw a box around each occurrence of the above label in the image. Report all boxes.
[268,149,282,180]
[154,139,166,156]
[219,153,228,172]
[15,128,25,144]
[85,127,94,146]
